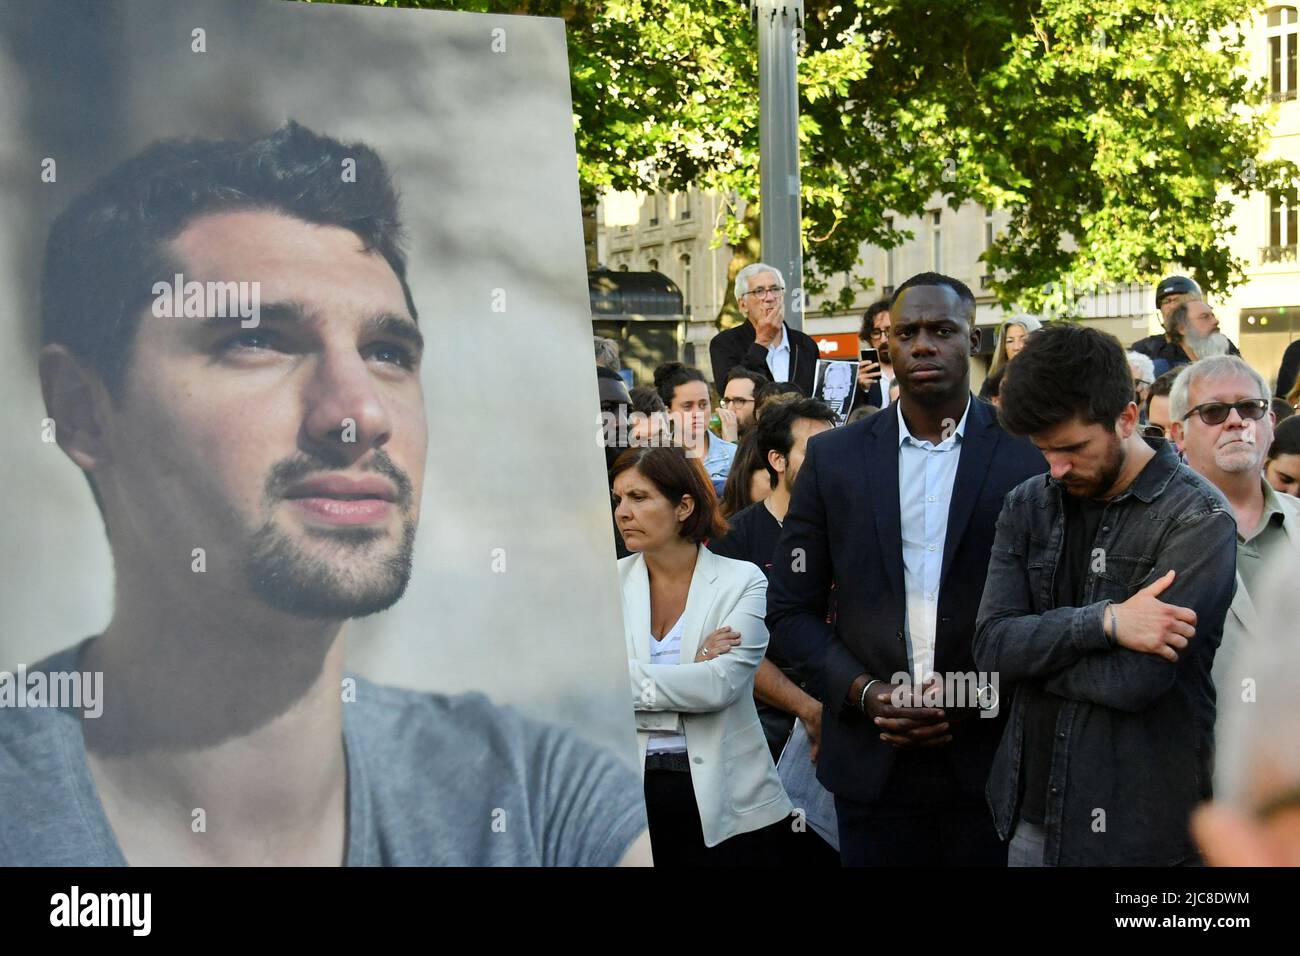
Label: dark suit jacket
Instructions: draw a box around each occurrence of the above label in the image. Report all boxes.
[709,320,819,395]
[765,397,1046,804]
[1277,338,1300,398]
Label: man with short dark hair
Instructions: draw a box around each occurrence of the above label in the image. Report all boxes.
[754,380,807,413]
[718,366,771,442]
[711,398,838,757]
[4,122,649,866]
[977,324,1237,866]
[767,272,1046,865]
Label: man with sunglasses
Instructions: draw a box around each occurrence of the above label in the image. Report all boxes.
[1169,357,1300,778]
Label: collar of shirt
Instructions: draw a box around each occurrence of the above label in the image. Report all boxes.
[1240,478,1288,544]
[896,396,971,450]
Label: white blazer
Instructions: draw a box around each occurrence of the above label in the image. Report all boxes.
[620,544,792,848]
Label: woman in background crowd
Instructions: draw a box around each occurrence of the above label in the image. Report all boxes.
[1265,416,1300,498]
[654,362,735,496]
[980,314,1041,400]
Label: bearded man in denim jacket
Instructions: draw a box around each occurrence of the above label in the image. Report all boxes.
[975,325,1236,866]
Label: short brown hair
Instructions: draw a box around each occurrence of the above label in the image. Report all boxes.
[609,445,727,544]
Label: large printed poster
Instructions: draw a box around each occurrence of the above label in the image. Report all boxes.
[0,0,649,866]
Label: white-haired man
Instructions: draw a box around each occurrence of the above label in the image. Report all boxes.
[1169,356,1300,782]
[709,263,820,396]
[1127,350,1156,408]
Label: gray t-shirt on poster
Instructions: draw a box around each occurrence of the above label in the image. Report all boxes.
[0,641,646,866]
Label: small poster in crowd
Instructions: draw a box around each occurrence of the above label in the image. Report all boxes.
[813,359,859,426]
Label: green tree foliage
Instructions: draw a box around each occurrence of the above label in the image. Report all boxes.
[301,0,1295,316]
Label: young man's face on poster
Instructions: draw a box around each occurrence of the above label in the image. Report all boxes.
[69,208,428,620]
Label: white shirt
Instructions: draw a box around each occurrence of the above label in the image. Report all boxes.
[765,323,791,383]
[877,364,896,409]
[645,613,688,754]
[897,398,970,684]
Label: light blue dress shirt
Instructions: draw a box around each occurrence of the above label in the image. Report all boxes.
[701,431,737,495]
[766,323,792,383]
[897,398,970,684]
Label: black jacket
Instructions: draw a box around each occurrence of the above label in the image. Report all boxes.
[765,398,1047,804]
[974,440,1236,865]
[709,320,819,395]
[1276,339,1300,398]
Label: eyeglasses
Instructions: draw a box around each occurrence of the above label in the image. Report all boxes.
[744,286,785,299]
[720,397,754,408]
[867,328,889,339]
[1181,399,1269,426]
[1140,423,1166,439]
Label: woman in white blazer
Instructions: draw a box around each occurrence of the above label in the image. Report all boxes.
[610,445,792,866]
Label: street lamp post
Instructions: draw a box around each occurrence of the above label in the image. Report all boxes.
[751,0,805,330]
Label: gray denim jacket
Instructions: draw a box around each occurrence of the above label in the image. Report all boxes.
[974,440,1237,865]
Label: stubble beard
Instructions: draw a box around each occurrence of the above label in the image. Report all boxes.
[1213,441,1263,475]
[1065,437,1126,500]
[245,514,418,619]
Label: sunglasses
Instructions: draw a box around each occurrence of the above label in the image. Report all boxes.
[1181,399,1269,426]
[1140,423,1166,439]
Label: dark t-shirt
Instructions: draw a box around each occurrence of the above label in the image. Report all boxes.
[0,641,647,866]
[1020,491,1108,825]
[710,499,783,583]
[709,500,814,758]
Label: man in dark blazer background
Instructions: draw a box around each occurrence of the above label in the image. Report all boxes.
[766,272,1046,865]
[709,262,819,396]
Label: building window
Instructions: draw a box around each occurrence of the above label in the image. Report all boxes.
[1268,6,1298,102]
[648,258,659,271]
[679,190,691,220]
[930,210,942,273]
[679,253,692,315]
[1265,187,1299,262]
[650,194,662,227]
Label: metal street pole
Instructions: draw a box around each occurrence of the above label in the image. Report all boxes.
[751,0,805,330]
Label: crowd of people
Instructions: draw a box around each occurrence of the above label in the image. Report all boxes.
[599,264,1300,867]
